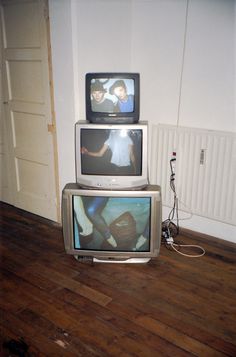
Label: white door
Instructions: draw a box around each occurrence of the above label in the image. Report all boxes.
[0,0,59,221]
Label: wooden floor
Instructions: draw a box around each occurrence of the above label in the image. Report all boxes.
[1,201,236,357]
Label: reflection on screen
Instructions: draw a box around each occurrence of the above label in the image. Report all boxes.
[80,128,142,176]
[73,196,151,252]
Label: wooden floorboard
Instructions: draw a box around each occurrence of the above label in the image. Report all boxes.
[0,201,236,356]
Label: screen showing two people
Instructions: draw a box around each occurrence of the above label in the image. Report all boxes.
[90,78,134,113]
[80,128,142,176]
[73,195,150,252]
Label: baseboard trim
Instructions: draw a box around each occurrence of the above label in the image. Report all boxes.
[180,226,236,250]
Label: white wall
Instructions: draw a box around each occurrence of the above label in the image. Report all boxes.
[49,0,76,193]
[74,0,133,121]
[49,0,236,241]
[180,0,235,131]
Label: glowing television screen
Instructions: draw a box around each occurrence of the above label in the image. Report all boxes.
[62,183,162,263]
[75,121,148,190]
[86,73,140,123]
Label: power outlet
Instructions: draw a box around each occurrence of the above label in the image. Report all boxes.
[171,152,176,175]
[200,149,206,165]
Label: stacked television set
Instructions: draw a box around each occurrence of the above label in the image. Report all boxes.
[62,73,162,263]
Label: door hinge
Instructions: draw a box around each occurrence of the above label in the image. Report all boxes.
[43,1,49,20]
[47,123,55,133]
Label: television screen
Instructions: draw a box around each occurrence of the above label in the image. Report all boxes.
[62,183,162,263]
[75,121,148,189]
[86,73,140,123]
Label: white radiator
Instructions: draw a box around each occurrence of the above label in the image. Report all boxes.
[150,124,236,226]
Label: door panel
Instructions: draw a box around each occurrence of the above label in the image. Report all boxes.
[1,0,59,221]
[3,1,41,48]
[7,60,44,102]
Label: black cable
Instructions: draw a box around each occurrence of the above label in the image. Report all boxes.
[162,158,179,240]
[162,157,205,258]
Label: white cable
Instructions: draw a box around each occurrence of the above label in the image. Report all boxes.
[171,242,205,258]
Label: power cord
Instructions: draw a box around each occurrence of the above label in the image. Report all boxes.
[162,155,205,258]
[170,242,205,258]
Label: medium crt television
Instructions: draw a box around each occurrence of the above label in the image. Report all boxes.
[86,72,140,123]
[75,121,148,190]
[62,183,162,263]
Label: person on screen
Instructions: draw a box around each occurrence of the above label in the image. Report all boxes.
[109,80,134,113]
[81,129,137,174]
[74,197,93,237]
[135,222,149,250]
[82,197,117,248]
[91,80,115,113]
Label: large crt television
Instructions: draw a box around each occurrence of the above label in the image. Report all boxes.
[62,183,162,263]
[75,121,148,190]
[86,73,140,123]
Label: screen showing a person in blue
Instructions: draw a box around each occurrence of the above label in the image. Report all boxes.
[73,196,150,252]
[90,78,134,113]
[109,80,134,113]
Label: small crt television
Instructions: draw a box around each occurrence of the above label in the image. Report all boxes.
[86,73,140,123]
[62,183,162,263]
[75,121,148,190]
